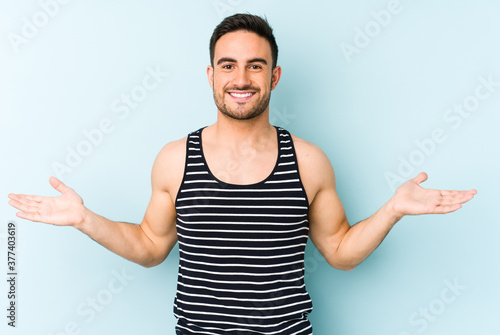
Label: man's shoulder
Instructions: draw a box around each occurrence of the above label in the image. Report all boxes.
[290,132,336,200]
[290,133,330,165]
[156,136,187,165]
[155,125,207,169]
[151,136,187,194]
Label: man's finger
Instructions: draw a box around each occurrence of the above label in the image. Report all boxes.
[8,199,39,214]
[440,189,477,196]
[438,190,476,205]
[8,199,26,212]
[25,194,43,203]
[49,176,70,194]
[456,191,476,204]
[11,194,40,206]
[16,211,40,222]
[413,172,428,185]
[431,203,462,214]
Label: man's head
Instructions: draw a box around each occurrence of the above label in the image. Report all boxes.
[208,14,281,121]
[210,14,278,69]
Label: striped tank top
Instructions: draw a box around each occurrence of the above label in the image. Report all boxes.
[174,126,313,334]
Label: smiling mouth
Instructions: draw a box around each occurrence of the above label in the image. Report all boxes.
[228,91,256,98]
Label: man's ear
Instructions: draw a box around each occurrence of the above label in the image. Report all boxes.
[271,65,282,91]
[207,65,214,89]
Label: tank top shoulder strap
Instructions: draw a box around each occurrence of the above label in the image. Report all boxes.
[175,127,210,205]
[267,126,302,183]
[184,126,205,163]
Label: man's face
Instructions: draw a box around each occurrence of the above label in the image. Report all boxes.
[208,30,281,121]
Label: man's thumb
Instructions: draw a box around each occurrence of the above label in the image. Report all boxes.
[413,172,428,185]
[49,176,70,194]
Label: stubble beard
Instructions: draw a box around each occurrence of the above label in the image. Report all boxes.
[214,86,271,121]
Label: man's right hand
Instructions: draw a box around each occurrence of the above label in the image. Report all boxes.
[7,138,184,267]
[8,176,86,228]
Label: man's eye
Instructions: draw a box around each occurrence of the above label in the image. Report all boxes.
[222,65,233,69]
[250,65,262,70]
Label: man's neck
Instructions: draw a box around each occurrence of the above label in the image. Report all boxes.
[207,110,276,150]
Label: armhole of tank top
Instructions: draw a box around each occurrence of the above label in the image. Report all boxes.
[288,131,310,210]
[174,134,191,208]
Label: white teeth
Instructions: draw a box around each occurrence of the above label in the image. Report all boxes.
[230,92,253,98]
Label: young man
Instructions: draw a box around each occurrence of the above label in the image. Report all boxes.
[8,14,476,335]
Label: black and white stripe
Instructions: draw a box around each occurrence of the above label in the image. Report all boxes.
[174,127,313,335]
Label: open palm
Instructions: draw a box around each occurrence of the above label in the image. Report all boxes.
[8,177,85,227]
[392,172,477,216]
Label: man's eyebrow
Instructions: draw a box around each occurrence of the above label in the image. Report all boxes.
[216,57,237,65]
[216,57,268,65]
[247,58,267,65]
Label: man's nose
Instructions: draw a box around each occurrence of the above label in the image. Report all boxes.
[232,67,251,88]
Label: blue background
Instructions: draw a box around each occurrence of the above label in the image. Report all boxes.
[1,1,499,334]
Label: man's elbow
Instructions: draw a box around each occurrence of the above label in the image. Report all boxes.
[335,263,357,271]
[139,260,157,268]
[136,235,174,268]
[136,247,168,268]
[325,257,360,271]
[139,256,165,268]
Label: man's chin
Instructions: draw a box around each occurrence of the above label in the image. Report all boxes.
[219,108,265,121]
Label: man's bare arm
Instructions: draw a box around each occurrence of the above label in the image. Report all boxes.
[295,138,477,271]
[8,139,186,268]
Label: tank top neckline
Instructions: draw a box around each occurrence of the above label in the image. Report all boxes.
[198,125,281,188]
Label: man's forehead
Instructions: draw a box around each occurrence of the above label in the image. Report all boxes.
[214,30,272,62]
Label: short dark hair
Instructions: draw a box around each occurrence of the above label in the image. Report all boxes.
[209,13,279,68]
